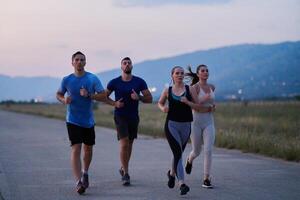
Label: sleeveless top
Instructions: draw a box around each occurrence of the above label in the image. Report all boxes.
[198,86,215,107]
[167,85,193,122]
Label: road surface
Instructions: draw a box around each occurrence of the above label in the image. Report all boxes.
[0,110,299,200]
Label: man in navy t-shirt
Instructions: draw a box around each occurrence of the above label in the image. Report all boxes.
[56,51,106,194]
[106,57,153,186]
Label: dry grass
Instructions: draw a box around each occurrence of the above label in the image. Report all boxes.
[1,101,299,161]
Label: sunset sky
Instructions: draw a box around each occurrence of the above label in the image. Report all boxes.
[1,0,299,77]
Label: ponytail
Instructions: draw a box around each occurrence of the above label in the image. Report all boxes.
[185,66,199,86]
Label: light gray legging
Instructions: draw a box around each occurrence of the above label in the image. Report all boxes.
[188,112,215,176]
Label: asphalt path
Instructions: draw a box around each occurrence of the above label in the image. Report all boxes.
[0,110,299,200]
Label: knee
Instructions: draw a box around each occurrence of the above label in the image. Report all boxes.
[203,149,212,157]
[120,140,130,151]
[84,146,93,156]
[72,144,82,155]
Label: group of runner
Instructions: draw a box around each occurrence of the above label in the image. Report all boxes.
[56,51,216,196]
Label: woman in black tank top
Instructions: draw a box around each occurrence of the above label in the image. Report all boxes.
[157,66,202,195]
[167,85,193,122]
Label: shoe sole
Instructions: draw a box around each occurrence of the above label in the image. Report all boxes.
[123,181,130,186]
[202,184,213,189]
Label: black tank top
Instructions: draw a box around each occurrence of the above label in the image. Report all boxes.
[167,85,193,122]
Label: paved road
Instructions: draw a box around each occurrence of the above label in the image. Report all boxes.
[0,110,299,200]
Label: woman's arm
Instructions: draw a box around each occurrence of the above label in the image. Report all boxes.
[181,86,212,113]
[157,88,169,113]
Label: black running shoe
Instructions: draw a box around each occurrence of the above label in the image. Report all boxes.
[180,184,190,195]
[119,167,125,178]
[76,181,86,195]
[202,179,213,189]
[81,173,89,189]
[185,159,192,174]
[122,173,130,186]
[167,170,175,188]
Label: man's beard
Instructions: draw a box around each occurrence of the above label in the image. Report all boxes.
[124,69,132,74]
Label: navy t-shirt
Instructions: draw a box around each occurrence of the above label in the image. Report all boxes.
[107,76,148,119]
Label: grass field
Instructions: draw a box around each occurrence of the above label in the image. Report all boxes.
[1,101,299,162]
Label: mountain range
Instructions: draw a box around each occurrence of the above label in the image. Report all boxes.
[1,41,299,102]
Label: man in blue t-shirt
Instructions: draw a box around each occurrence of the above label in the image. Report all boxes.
[56,51,106,195]
[106,57,153,186]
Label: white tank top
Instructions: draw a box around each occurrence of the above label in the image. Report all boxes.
[198,86,215,107]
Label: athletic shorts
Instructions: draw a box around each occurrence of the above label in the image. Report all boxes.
[66,122,95,146]
[114,115,139,140]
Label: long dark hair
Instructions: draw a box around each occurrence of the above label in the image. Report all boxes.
[185,64,207,86]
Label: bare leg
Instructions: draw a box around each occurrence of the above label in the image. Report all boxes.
[83,144,93,172]
[127,139,134,166]
[71,144,82,181]
[119,137,132,174]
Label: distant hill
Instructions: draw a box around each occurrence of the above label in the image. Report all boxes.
[98,41,300,100]
[1,41,299,102]
[0,75,60,102]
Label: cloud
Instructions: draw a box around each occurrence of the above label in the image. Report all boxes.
[55,44,69,49]
[113,0,232,7]
[93,49,131,59]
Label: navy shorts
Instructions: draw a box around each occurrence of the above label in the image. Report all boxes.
[66,122,95,146]
[114,115,139,140]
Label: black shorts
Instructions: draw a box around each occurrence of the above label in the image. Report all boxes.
[66,122,95,146]
[114,115,139,141]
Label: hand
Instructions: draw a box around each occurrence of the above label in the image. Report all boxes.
[211,104,216,112]
[64,96,72,104]
[208,104,216,112]
[162,106,169,113]
[201,94,211,102]
[80,86,89,98]
[115,98,124,108]
[180,96,189,104]
[131,89,139,101]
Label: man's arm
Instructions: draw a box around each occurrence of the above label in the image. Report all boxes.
[104,89,124,108]
[90,90,107,102]
[56,91,71,104]
[139,89,153,103]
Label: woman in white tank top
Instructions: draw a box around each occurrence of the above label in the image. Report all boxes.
[184,64,216,188]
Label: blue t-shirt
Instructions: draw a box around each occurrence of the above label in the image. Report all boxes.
[107,76,148,119]
[58,72,104,128]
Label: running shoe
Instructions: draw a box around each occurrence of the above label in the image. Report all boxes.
[167,170,175,188]
[119,167,125,178]
[185,159,193,174]
[202,178,213,189]
[180,184,190,195]
[81,173,89,189]
[122,173,130,186]
[76,181,86,195]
